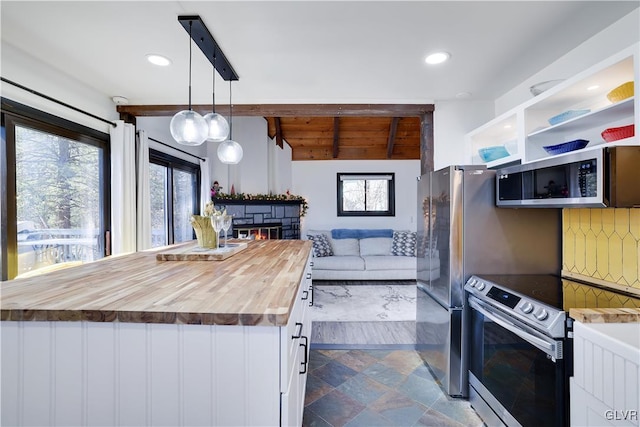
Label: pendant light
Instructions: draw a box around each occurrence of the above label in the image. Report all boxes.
[217,80,243,164]
[204,51,229,142]
[170,20,207,146]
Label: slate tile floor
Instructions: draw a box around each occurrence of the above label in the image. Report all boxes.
[303,349,484,427]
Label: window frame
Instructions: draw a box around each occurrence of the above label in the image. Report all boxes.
[1,98,111,280]
[148,148,201,245]
[336,172,396,217]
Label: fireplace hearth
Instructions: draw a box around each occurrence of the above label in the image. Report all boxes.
[233,223,282,240]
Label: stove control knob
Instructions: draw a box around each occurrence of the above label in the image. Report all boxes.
[476,282,486,291]
[468,279,476,288]
[535,308,549,321]
[521,302,534,314]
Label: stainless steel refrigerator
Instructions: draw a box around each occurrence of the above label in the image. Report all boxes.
[416,165,562,397]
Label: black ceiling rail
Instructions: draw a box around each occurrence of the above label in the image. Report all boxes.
[1,77,117,127]
[147,136,206,162]
[178,15,239,81]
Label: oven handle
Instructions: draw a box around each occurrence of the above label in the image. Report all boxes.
[469,297,563,361]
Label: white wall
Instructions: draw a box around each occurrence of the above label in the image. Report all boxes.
[136,116,207,165]
[136,116,276,198]
[432,8,639,169]
[222,117,269,195]
[291,160,420,234]
[433,100,494,170]
[268,136,293,195]
[496,8,640,114]
[1,42,117,134]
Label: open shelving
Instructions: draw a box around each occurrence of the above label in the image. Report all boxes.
[466,43,638,166]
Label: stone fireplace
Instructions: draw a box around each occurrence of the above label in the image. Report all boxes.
[212,198,302,239]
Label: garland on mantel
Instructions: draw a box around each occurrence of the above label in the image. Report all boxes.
[212,190,309,217]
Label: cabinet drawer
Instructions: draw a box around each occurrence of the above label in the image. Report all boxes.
[281,318,311,427]
[281,285,310,391]
[284,286,309,357]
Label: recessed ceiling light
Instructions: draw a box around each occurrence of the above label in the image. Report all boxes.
[456,91,471,99]
[146,54,172,66]
[503,124,512,129]
[425,51,450,65]
[587,85,600,91]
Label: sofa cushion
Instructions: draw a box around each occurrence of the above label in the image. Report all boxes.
[307,233,333,257]
[331,228,393,239]
[363,255,416,271]
[331,238,360,256]
[359,237,392,256]
[392,230,417,256]
[312,255,366,271]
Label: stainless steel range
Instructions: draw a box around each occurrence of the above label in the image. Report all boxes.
[465,274,570,427]
[465,274,640,427]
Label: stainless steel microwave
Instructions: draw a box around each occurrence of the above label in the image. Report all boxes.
[496,146,640,208]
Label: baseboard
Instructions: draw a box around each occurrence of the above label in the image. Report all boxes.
[312,279,416,286]
[310,343,418,350]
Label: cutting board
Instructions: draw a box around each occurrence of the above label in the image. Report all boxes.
[156,241,249,261]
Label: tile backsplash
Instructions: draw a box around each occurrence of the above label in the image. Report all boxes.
[563,208,640,290]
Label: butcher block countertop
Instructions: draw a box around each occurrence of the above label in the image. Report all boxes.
[570,308,640,323]
[1,240,312,327]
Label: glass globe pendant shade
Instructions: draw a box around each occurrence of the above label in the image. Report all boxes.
[217,139,243,164]
[204,112,230,142]
[170,110,208,146]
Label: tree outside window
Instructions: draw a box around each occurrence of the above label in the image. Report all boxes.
[1,99,110,281]
[148,149,199,247]
[337,173,395,216]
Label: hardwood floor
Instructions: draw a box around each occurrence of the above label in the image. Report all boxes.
[311,321,416,347]
[310,281,417,348]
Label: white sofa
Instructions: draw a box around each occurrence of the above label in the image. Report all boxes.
[304,229,419,281]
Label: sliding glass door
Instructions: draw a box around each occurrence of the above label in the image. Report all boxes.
[149,149,200,248]
[1,99,110,280]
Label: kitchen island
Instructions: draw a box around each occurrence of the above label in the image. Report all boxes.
[1,240,313,427]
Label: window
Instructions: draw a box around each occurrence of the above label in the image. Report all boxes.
[1,98,110,280]
[337,173,395,216]
[149,149,200,247]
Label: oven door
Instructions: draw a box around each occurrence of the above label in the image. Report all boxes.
[468,296,568,427]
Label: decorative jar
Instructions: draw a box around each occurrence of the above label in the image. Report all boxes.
[190,215,218,248]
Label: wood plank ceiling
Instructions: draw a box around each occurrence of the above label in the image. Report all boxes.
[117,104,434,163]
[265,116,421,161]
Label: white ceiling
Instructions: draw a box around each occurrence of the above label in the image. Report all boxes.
[1,1,638,107]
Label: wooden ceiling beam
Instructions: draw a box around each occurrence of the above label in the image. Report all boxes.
[332,117,340,158]
[386,117,399,159]
[117,103,434,117]
[274,117,283,149]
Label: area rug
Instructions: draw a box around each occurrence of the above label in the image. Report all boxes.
[309,284,416,322]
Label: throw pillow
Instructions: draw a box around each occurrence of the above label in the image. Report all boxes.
[307,233,334,257]
[392,231,417,256]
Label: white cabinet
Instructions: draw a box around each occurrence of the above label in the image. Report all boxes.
[466,43,638,167]
[0,252,314,427]
[570,321,640,427]
[281,254,313,427]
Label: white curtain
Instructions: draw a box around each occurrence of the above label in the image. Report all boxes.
[110,120,136,255]
[200,157,210,213]
[136,130,152,250]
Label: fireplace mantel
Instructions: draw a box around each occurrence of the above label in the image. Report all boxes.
[212,198,302,206]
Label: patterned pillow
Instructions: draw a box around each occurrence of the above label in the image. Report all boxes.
[391,231,417,256]
[307,233,334,257]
